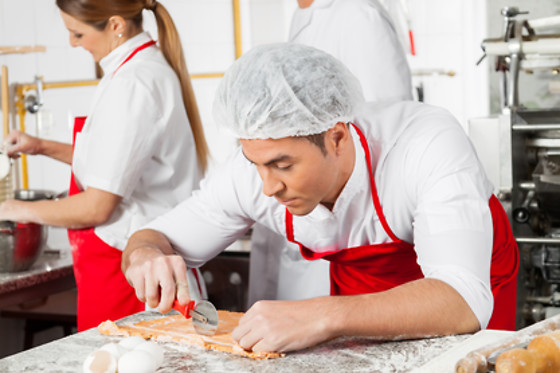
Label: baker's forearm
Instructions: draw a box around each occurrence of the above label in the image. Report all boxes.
[122,229,175,273]
[36,139,73,164]
[234,278,480,353]
[327,278,480,340]
[0,187,121,228]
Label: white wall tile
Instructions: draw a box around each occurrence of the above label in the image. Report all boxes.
[0,1,6,46]
[192,77,239,169]
[0,54,38,83]
[248,0,291,46]
[186,43,235,73]
[409,0,463,36]
[33,0,69,48]
[2,0,36,46]
[35,47,95,81]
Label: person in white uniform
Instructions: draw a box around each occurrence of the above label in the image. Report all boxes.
[0,0,209,331]
[122,44,518,353]
[249,0,413,305]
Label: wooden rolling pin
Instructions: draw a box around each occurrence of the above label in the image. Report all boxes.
[455,314,560,373]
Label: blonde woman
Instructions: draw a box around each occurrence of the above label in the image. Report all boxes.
[0,0,209,331]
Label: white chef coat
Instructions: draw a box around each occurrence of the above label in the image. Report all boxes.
[146,101,496,328]
[72,32,202,252]
[249,0,415,305]
[72,32,206,302]
[289,0,413,102]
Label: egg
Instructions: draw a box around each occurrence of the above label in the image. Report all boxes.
[118,350,157,373]
[99,343,127,360]
[82,349,117,373]
[134,341,164,368]
[117,336,146,351]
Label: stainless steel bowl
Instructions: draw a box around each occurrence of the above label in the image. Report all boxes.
[0,189,54,272]
[14,189,56,201]
[0,221,46,272]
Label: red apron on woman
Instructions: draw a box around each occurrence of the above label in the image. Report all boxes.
[286,123,519,330]
[67,40,156,331]
[68,117,144,331]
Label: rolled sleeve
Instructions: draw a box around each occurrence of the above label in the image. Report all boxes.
[144,150,258,267]
[410,124,495,328]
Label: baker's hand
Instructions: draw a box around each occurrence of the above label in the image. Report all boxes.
[124,247,191,314]
[232,298,333,353]
[0,199,27,222]
[4,130,41,157]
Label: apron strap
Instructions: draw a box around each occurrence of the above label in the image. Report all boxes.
[112,40,157,77]
[350,123,399,242]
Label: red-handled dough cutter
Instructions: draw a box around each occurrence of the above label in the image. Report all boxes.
[172,300,219,336]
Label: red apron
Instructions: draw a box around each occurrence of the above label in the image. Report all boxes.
[68,117,144,331]
[67,40,156,331]
[286,123,519,330]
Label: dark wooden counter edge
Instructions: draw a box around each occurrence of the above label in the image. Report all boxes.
[0,262,75,309]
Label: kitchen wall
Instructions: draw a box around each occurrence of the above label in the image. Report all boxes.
[399,0,488,128]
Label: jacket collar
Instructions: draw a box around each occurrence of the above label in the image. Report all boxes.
[99,32,153,77]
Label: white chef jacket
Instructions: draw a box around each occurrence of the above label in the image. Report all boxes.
[72,32,202,251]
[249,0,415,305]
[289,0,413,102]
[146,101,495,328]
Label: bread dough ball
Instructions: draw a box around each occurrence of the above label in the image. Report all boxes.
[527,332,560,373]
[495,348,536,373]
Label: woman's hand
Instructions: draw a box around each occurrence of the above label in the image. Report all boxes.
[4,130,42,157]
[0,199,30,223]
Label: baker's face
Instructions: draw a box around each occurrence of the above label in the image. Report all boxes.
[241,134,342,216]
[59,10,116,62]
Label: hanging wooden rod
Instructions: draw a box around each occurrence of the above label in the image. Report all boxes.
[0,46,46,55]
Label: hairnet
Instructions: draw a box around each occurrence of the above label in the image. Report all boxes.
[213,43,365,139]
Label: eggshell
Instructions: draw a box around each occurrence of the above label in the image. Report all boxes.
[134,341,164,368]
[117,336,146,351]
[118,350,157,373]
[82,349,117,373]
[99,343,127,360]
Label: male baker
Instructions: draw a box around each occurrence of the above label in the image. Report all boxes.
[122,43,518,353]
[249,0,415,306]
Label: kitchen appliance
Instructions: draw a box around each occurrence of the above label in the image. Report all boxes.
[0,189,54,272]
[475,8,560,328]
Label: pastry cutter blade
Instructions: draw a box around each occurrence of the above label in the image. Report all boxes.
[173,299,219,336]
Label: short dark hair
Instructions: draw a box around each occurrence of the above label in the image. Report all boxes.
[301,132,327,155]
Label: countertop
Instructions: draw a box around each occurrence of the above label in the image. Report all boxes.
[0,247,75,309]
[0,310,475,373]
